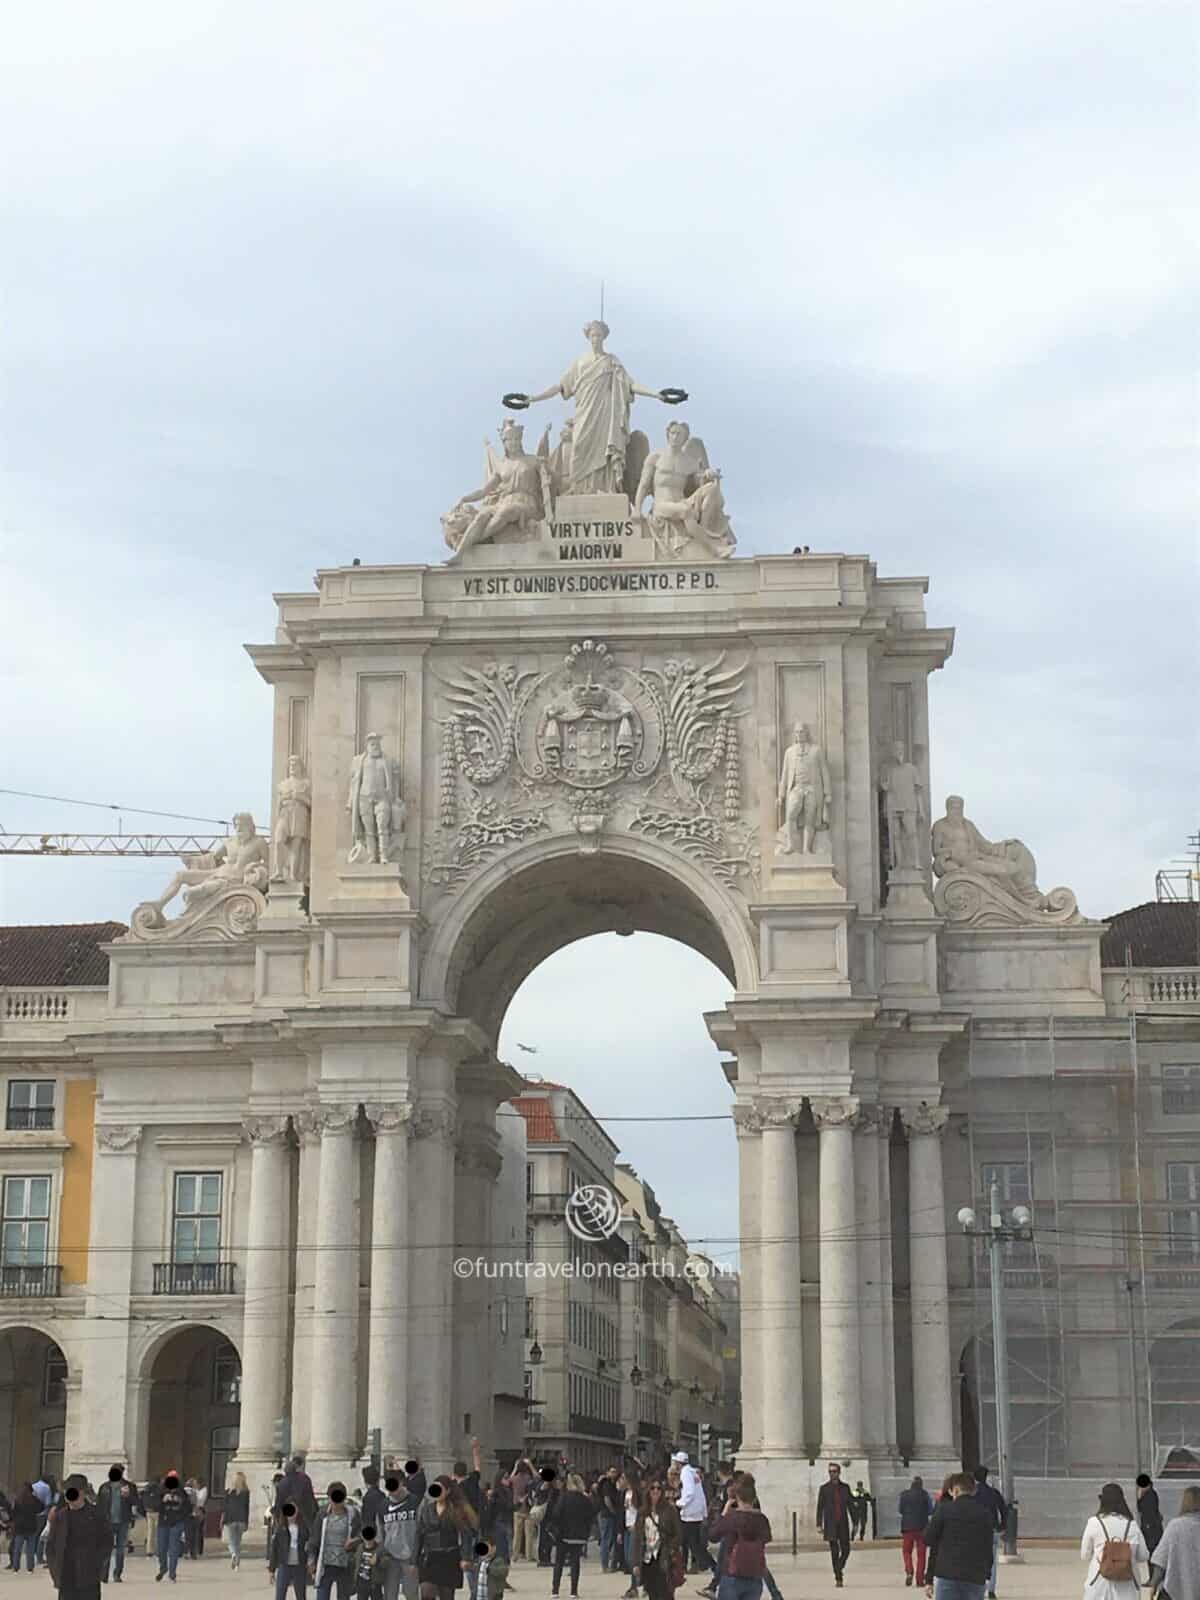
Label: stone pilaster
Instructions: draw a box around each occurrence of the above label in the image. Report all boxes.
[855,1104,898,1460]
[454,1118,503,1462]
[364,1101,414,1460]
[76,1124,142,1481]
[901,1104,956,1464]
[732,1104,764,1458]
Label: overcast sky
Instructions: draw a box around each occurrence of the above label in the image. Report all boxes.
[1,1,1194,1248]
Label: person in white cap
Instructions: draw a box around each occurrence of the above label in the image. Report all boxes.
[672,1453,712,1578]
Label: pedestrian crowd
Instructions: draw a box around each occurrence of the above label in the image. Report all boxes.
[3,1448,1197,1600]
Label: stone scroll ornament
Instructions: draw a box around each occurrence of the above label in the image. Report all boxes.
[930,794,1082,927]
[425,639,756,890]
[128,813,269,943]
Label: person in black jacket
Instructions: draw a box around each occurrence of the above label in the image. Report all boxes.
[46,1478,114,1600]
[95,1465,140,1584]
[971,1467,1006,1599]
[925,1473,995,1599]
[10,1484,43,1571]
[362,1468,389,1549]
[1134,1473,1163,1555]
[815,1463,853,1588]
[533,1468,560,1569]
[156,1474,191,1584]
[548,1474,595,1599]
[276,1457,320,1533]
[269,1502,311,1599]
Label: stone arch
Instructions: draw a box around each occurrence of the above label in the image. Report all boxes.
[134,1320,242,1492]
[1148,1315,1200,1473]
[0,1321,72,1486]
[420,833,756,1043]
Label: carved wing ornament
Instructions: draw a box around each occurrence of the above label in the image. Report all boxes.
[427,638,755,891]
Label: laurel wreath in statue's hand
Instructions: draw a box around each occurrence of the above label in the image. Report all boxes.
[502,392,531,411]
[658,388,688,404]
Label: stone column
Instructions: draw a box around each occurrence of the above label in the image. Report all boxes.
[308,1105,360,1467]
[733,1105,764,1457]
[812,1096,864,1460]
[454,1118,502,1460]
[854,1105,897,1458]
[234,1116,292,1466]
[408,1101,457,1471]
[290,1112,321,1452]
[902,1105,956,1460]
[75,1124,141,1481]
[365,1102,413,1459]
[758,1101,805,1457]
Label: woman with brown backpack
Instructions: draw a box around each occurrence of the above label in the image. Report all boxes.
[1080,1483,1149,1598]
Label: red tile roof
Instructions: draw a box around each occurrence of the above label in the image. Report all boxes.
[511,1095,561,1142]
[0,922,126,987]
[1101,902,1200,970]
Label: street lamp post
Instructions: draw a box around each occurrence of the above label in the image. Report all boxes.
[957,1182,1034,1562]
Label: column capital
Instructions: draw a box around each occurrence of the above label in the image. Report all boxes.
[853,1102,892,1137]
[311,1104,359,1137]
[733,1098,803,1134]
[243,1114,291,1146]
[95,1123,142,1154]
[809,1094,861,1130]
[900,1103,949,1138]
[364,1101,415,1135]
[293,1108,322,1145]
[411,1104,458,1142]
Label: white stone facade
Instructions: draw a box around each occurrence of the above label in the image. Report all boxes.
[0,535,1196,1533]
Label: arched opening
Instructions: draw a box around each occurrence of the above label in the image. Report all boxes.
[1149,1318,1200,1475]
[145,1326,241,1513]
[425,840,754,1045]
[0,1325,68,1485]
[497,923,736,1474]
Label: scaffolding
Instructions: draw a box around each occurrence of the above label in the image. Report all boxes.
[963,1009,1200,1478]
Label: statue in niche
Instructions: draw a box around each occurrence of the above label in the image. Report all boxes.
[348,733,406,864]
[880,740,925,871]
[931,795,1043,902]
[776,722,832,854]
[443,420,550,561]
[634,421,736,559]
[271,755,312,883]
[148,812,270,914]
[504,320,686,497]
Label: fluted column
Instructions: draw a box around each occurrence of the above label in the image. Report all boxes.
[855,1105,897,1457]
[76,1124,142,1479]
[758,1100,804,1456]
[365,1102,413,1458]
[236,1116,292,1457]
[408,1101,457,1470]
[902,1104,955,1457]
[732,1105,764,1456]
[812,1096,863,1458]
[309,1105,360,1460]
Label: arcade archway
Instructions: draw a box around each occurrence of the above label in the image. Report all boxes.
[0,1325,68,1485]
[143,1325,241,1498]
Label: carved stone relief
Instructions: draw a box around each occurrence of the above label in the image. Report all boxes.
[425,639,756,891]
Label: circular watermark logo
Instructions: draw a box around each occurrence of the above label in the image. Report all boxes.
[564,1183,622,1241]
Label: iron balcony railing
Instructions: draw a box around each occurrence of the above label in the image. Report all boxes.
[153,1261,236,1295]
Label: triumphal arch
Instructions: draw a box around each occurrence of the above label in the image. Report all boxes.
[76,320,1099,1521]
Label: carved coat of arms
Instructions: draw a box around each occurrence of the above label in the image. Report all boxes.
[427,639,755,889]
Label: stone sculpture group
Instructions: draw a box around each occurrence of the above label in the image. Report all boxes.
[442,321,736,561]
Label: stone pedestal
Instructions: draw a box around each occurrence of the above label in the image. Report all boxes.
[261,881,308,924]
[883,868,935,918]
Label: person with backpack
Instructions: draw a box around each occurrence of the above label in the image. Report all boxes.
[1079,1484,1148,1600]
[924,1472,995,1600]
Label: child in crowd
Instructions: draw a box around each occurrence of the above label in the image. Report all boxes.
[355,1523,386,1600]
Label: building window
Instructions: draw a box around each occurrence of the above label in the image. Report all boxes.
[1166,1163,1200,1259]
[525,1298,535,1338]
[1,1176,51,1266]
[526,1163,534,1199]
[172,1173,222,1263]
[43,1345,67,1407]
[209,1424,239,1494]
[981,1162,1031,1204]
[525,1225,535,1263]
[1163,1066,1200,1116]
[5,1081,54,1132]
[212,1343,241,1405]
[41,1425,64,1483]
